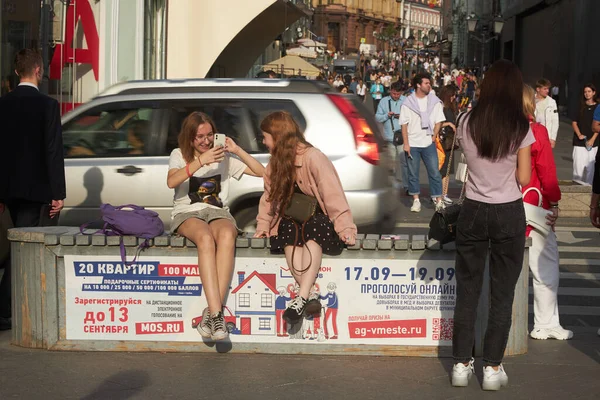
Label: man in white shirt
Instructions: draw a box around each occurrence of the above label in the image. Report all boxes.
[400,73,446,212]
[535,78,559,148]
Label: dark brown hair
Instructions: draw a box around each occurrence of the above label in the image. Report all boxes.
[260,111,312,222]
[467,59,530,161]
[14,48,42,77]
[438,85,457,115]
[535,78,551,89]
[412,73,432,90]
[178,112,217,163]
[579,83,598,121]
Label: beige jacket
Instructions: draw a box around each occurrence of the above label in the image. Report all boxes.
[256,146,357,239]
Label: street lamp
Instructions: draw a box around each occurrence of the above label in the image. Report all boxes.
[467,13,504,75]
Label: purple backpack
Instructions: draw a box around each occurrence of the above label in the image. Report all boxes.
[81,204,164,264]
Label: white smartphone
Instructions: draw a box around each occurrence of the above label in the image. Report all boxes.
[213,133,226,148]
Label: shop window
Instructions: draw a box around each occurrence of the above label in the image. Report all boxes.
[63,106,155,158]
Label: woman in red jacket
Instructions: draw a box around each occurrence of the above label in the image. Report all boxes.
[522,85,572,340]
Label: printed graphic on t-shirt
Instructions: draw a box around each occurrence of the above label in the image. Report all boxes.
[189,175,223,208]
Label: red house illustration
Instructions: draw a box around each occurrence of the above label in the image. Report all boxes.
[231,271,278,335]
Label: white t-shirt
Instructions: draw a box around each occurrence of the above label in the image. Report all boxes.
[400,97,446,148]
[356,84,367,96]
[333,79,344,88]
[168,148,246,218]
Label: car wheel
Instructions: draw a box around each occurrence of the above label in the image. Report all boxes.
[226,322,236,333]
[233,204,259,233]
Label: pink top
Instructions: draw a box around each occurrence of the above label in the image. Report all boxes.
[256,146,357,238]
[458,113,536,204]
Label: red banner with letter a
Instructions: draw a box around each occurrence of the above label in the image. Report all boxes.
[50,0,99,81]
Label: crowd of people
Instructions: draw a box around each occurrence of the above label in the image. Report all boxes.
[2,48,600,394]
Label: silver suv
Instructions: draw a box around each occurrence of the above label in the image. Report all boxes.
[59,79,397,232]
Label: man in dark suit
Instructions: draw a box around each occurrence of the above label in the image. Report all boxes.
[0,49,66,330]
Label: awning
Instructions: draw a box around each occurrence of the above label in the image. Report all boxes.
[297,38,327,48]
[263,55,320,77]
[285,46,318,59]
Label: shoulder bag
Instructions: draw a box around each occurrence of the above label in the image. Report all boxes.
[283,190,320,274]
[428,115,468,244]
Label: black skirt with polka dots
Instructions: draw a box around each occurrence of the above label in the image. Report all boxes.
[270,213,345,256]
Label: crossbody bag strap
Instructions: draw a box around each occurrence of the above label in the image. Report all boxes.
[388,98,396,132]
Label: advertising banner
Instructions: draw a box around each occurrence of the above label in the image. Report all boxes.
[64,255,456,345]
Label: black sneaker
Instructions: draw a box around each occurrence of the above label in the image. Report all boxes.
[304,292,322,315]
[283,297,307,324]
[210,311,228,341]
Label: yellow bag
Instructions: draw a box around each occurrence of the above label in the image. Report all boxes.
[435,137,445,170]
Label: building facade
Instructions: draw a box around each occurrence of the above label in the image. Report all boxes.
[1,0,306,112]
[311,0,443,54]
[499,0,599,117]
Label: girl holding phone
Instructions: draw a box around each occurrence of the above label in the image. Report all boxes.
[167,111,264,340]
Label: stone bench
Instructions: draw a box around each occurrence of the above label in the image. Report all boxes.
[7,227,530,357]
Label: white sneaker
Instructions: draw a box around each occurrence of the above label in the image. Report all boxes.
[411,199,421,212]
[482,364,508,391]
[197,307,211,339]
[530,326,573,340]
[443,195,454,205]
[451,358,474,387]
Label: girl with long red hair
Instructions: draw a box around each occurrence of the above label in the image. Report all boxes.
[255,111,357,324]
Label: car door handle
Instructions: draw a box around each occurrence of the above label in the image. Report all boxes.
[116,165,143,175]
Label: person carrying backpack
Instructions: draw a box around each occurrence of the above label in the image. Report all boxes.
[167,111,264,341]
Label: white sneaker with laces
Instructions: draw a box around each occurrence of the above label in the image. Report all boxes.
[530,326,573,340]
[411,199,421,212]
[443,195,454,205]
[197,307,211,339]
[482,364,508,391]
[451,358,474,387]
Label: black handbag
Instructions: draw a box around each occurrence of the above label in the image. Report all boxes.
[428,113,468,244]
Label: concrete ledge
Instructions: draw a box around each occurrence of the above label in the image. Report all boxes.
[7,226,530,357]
[558,181,593,217]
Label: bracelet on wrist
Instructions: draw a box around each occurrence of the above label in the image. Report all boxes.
[550,204,559,208]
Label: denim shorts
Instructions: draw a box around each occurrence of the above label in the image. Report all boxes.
[171,207,239,233]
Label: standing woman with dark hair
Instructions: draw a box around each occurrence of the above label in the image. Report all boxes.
[450,60,535,391]
[167,112,265,341]
[571,84,598,184]
[438,85,459,204]
[255,111,357,324]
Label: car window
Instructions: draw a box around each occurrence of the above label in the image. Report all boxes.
[63,105,157,158]
[164,100,307,155]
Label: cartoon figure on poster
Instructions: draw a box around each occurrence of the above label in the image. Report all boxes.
[321,282,339,339]
[276,286,291,337]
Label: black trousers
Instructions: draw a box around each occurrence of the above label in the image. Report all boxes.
[0,200,57,318]
[452,198,526,366]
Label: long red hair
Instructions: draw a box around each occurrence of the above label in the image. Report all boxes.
[260,111,312,221]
